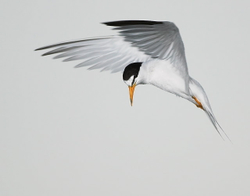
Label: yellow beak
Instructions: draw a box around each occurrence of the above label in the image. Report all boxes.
[128,83,136,106]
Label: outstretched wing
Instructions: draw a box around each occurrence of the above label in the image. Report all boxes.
[36,20,187,73]
[35,36,149,73]
[104,21,186,62]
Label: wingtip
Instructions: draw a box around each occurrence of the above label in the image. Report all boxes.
[34,48,41,51]
[34,46,50,51]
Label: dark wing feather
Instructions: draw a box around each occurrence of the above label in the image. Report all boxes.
[104,20,187,67]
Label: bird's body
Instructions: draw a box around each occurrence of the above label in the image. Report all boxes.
[142,59,189,98]
[36,20,229,140]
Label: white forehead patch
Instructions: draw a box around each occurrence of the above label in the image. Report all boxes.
[124,75,134,86]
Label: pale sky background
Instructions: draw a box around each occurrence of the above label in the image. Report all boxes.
[1,0,250,195]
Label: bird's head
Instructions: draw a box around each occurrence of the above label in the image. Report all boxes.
[123,62,143,106]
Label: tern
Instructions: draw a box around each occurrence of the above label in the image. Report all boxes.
[36,20,229,140]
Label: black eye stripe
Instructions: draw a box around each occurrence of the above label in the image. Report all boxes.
[123,62,142,81]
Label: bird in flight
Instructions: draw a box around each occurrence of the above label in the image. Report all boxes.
[35,20,229,140]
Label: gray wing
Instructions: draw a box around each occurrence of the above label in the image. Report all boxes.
[36,20,187,73]
[105,21,186,61]
[35,36,149,73]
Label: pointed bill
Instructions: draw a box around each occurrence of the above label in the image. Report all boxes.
[128,84,136,106]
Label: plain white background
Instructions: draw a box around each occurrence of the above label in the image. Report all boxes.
[1,0,250,195]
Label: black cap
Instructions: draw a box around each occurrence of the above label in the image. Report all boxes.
[123,62,142,83]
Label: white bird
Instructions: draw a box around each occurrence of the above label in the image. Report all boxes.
[36,20,229,140]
